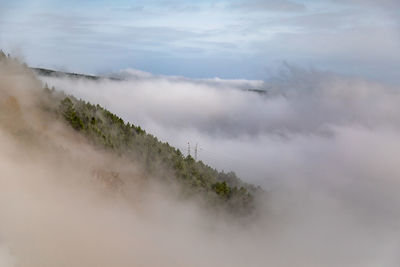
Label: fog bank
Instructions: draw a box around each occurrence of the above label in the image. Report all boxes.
[0,60,399,266]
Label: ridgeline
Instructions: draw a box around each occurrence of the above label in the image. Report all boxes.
[1,51,262,215]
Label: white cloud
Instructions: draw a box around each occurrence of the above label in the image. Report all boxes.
[40,66,400,181]
[2,53,400,266]
[230,0,306,12]
[2,0,399,80]
[36,66,400,266]
[331,0,400,9]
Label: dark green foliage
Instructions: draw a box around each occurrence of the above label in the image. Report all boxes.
[60,98,84,130]
[44,89,260,215]
[213,182,231,198]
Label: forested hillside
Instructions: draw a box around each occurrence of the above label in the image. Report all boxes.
[1,50,260,215]
[49,89,259,214]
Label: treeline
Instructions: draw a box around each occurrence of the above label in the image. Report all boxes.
[41,85,260,215]
[0,51,261,215]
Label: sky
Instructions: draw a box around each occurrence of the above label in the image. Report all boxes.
[0,0,399,81]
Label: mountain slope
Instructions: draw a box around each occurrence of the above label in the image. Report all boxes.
[46,88,260,214]
[2,51,261,215]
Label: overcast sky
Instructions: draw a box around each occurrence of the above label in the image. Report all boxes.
[1,0,399,81]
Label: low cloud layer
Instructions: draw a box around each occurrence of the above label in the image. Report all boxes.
[40,67,400,182]
[0,57,264,267]
[38,65,400,266]
[1,58,400,266]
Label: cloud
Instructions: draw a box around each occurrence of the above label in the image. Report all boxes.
[39,65,400,181]
[1,53,268,267]
[37,64,400,266]
[231,0,306,12]
[331,0,400,9]
[1,0,399,81]
[1,53,400,266]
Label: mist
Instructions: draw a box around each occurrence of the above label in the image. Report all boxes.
[40,68,400,183]
[0,57,263,267]
[35,65,400,266]
[0,56,399,266]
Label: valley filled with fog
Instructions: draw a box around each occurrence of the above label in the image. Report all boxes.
[37,66,400,266]
[1,0,400,265]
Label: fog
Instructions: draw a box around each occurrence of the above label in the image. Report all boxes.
[0,58,262,267]
[1,58,399,267]
[40,68,400,184]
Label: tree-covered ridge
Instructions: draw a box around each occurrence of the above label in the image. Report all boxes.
[34,68,102,81]
[32,68,122,81]
[0,51,261,215]
[42,86,260,214]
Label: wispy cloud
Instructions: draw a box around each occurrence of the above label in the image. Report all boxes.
[230,0,306,12]
[332,0,400,9]
[1,0,399,81]
[37,65,400,266]
[39,64,400,182]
